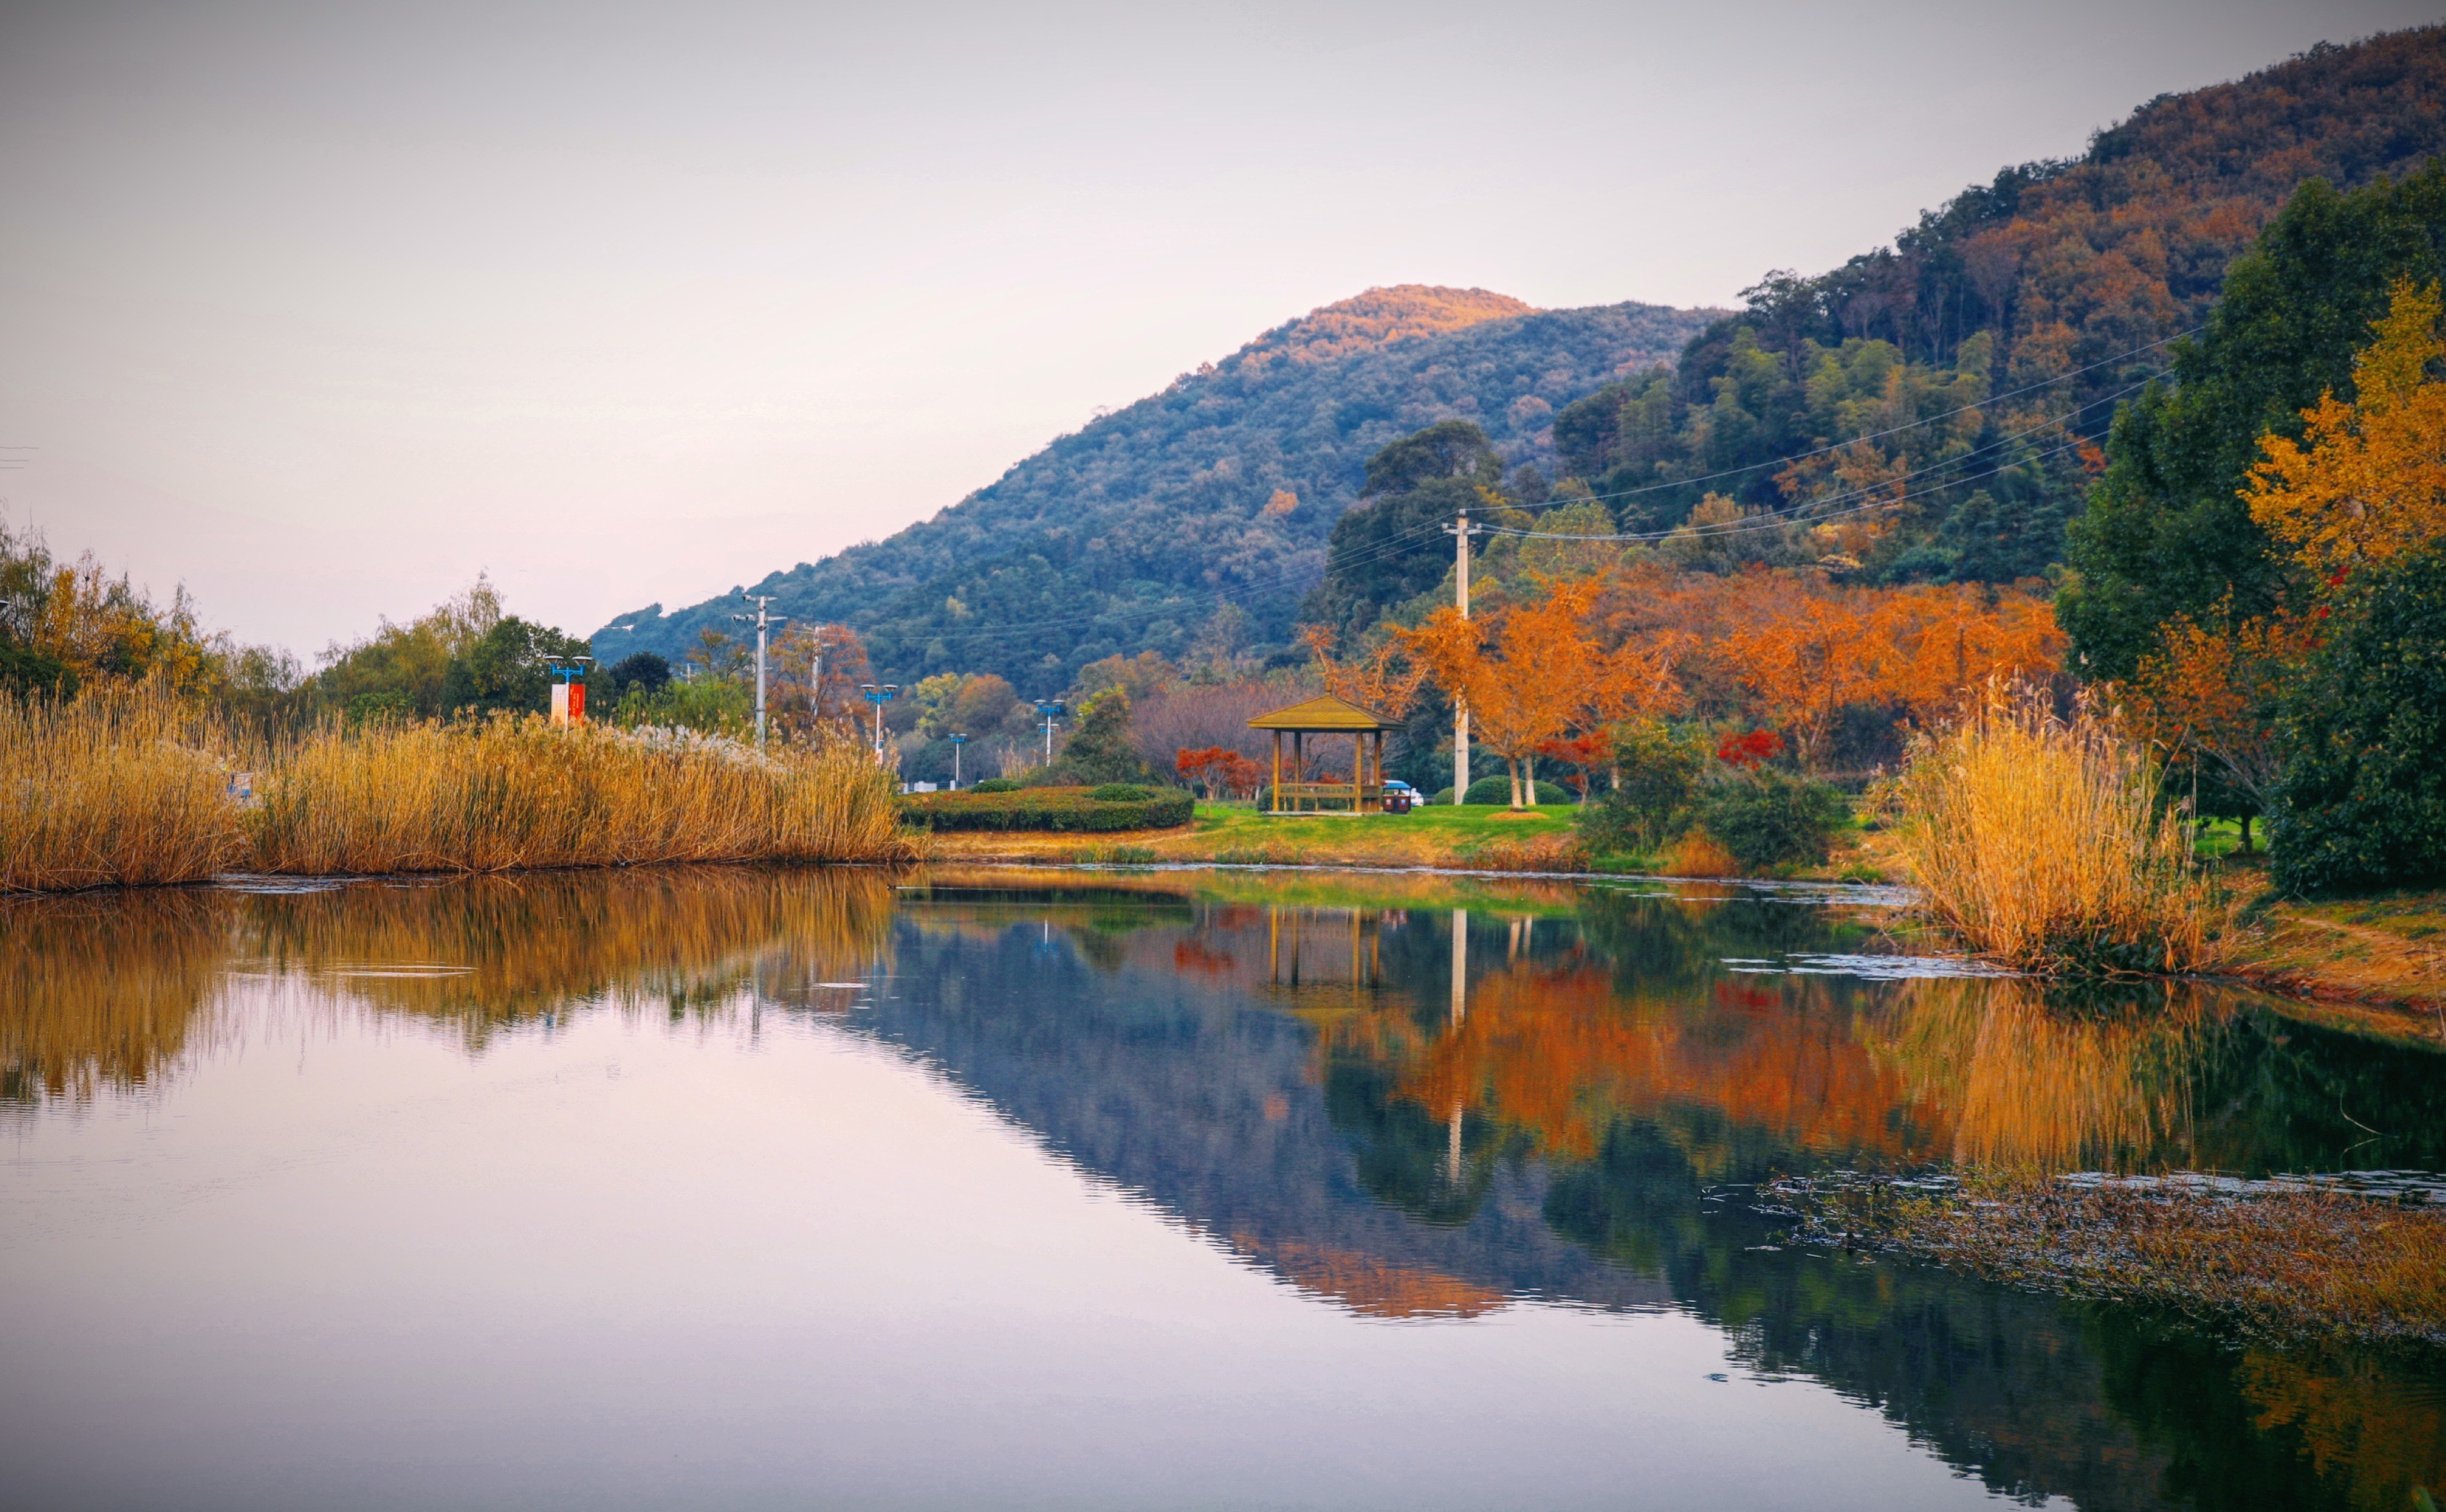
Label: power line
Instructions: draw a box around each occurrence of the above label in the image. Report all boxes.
[1502,324,2192,517]
[1483,378,2146,544]
[626,324,2190,656]
[868,379,2139,647]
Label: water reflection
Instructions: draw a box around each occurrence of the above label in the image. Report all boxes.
[5,866,2442,1511]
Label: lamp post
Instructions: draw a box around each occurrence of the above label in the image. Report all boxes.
[950,732,966,790]
[732,595,788,747]
[860,683,899,765]
[539,654,594,725]
[1033,697,1067,766]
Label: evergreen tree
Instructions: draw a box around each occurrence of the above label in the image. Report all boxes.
[2061,165,2446,679]
[2269,544,2446,893]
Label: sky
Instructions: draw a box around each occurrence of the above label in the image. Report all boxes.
[2,0,2439,657]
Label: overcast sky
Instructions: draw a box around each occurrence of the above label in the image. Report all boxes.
[2,0,2438,656]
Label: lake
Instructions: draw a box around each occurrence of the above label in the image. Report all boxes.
[4,865,2442,1511]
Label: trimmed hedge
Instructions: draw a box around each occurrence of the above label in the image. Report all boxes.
[1426,777,1569,805]
[900,784,1194,832]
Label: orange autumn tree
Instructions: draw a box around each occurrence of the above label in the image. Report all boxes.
[1717,582,1889,769]
[1393,576,1603,808]
[2247,278,2446,578]
[1874,584,2066,723]
[1298,625,1428,721]
[1716,576,2063,768]
[2121,603,2317,843]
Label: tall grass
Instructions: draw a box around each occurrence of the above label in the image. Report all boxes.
[1,690,918,891]
[1893,689,2233,975]
[0,687,246,890]
[249,715,918,874]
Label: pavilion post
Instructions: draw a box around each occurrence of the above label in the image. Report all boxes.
[1272,731,1283,814]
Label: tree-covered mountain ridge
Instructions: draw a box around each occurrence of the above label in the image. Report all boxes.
[594,285,1717,689]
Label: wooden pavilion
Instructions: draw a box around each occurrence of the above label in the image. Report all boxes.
[1248,694,1393,815]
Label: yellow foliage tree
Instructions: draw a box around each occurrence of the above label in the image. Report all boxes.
[2247,279,2446,578]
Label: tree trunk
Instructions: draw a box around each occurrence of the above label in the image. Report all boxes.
[1507,758,1523,809]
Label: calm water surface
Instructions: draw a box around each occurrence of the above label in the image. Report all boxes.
[4,866,2442,1511]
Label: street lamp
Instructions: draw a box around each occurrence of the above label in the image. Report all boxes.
[860,683,899,763]
[537,654,594,725]
[1033,697,1067,766]
[949,732,966,789]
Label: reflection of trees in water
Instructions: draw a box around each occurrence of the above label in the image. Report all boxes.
[1,867,897,1102]
[15,873,2446,1509]
[1,888,235,1104]
[1285,893,2446,1511]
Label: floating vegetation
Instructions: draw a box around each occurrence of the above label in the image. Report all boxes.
[1772,1168,2446,1348]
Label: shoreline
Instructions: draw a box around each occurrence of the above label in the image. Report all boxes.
[15,821,2442,1045]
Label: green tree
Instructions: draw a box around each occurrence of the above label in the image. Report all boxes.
[441,617,591,715]
[1301,420,1501,638]
[1575,721,1709,854]
[2061,165,2446,680]
[1044,687,1150,784]
[2268,543,2446,893]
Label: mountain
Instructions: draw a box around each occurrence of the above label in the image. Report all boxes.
[593,286,1717,690]
[1534,25,2446,588]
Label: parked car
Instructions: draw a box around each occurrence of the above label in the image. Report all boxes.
[1382,779,1419,814]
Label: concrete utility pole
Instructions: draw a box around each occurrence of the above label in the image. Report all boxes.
[1443,510,1483,803]
[950,732,966,789]
[733,595,787,747]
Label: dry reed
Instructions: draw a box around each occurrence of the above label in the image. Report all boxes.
[0,685,247,890]
[1,691,918,891]
[246,715,918,875]
[1893,688,2234,975]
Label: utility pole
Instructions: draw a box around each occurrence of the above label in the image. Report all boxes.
[1034,697,1067,766]
[733,595,787,747]
[950,732,966,789]
[1442,510,1483,803]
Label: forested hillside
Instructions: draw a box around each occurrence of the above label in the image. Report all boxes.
[604,25,2446,696]
[1536,26,2446,587]
[595,286,1714,690]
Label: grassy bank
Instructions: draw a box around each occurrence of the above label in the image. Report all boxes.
[0,691,918,891]
[1777,1170,2446,1349]
[2226,877,2446,1032]
[924,800,1885,879]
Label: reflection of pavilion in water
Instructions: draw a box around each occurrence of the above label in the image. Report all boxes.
[13,876,2446,1510]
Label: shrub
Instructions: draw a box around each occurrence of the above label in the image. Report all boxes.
[1040,688,1152,785]
[1894,690,2232,975]
[2268,544,2446,893]
[1460,775,1566,805]
[968,777,1022,794]
[1090,783,1158,801]
[898,784,1192,832]
[1696,767,1848,871]
[1576,721,1709,854]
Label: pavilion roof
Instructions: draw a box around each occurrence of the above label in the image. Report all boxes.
[1247,694,1393,732]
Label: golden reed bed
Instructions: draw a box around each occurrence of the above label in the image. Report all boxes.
[1892,689,2234,976]
[0,688,918,892]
